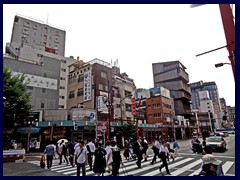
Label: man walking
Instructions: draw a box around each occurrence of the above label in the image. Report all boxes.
[151,137,161,165]
[133,137,143,168]
[86,139,95,170]
[73,140,88,176]
[159,141,171,175]
[44,140,56,169]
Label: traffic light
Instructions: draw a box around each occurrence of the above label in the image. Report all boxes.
[73,121,78,130]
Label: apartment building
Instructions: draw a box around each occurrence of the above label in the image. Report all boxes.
[152,61,191,116]
[9,14,66,57]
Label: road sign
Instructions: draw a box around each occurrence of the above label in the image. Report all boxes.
[89,113,94,119]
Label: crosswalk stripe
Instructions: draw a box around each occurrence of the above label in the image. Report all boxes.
[170,159,202,176]
[222,161,234,175]
[142,157,192,176]
[27,156,235,176]
[188,168,202,176]
[120,157,180,176]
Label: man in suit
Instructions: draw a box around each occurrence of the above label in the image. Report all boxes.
[133,137,143,168]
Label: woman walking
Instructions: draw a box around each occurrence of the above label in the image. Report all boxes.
[93,142,107,176]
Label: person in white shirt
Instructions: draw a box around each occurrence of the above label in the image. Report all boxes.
[151,138,161,165]
[105,141,113,173]
[73,140,88,176]
[159,141,171,175]
[86,139,96,170]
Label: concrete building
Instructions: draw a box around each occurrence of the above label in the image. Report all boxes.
[152,61,191,116]
[112,72,136,121]
[190,81,222,128]
[4,54,76,112]
[135,88,150,99]
[146,95,173,124]
[9,14,66,57]
[226,106,235,127]
[67,58,115,122]
[190,81,221,110]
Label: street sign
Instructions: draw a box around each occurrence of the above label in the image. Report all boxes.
[89,113,94,119]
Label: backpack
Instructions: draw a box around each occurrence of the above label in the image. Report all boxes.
[111,147,121,163]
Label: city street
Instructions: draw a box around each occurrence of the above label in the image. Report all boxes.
[3,135,235,176]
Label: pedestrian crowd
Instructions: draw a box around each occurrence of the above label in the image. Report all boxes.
[43,136,223,176]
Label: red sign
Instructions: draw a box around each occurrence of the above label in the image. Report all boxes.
[131,98,136,117]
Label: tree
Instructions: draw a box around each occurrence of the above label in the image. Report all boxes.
[122,122,137,142]
[3,67,32,128]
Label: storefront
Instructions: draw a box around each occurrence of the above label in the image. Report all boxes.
[15,127,42,152]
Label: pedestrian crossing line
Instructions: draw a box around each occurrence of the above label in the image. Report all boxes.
[222,161,234,175]
[51,165,73,171]
[119,157,183,176]
[56,167,76,173]
[170,159,202,176]
[188,168,202,176]
[142,158,193,176]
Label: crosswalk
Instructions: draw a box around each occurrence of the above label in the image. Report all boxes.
[28,155,235,176]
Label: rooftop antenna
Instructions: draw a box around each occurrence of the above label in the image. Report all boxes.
[47,13,49,24]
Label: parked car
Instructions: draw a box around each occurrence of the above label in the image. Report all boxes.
[206,137,227,152]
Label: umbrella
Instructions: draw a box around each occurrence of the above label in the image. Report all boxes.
[57,139,68,144]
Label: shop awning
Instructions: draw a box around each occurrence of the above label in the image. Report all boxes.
[16,127,41,134]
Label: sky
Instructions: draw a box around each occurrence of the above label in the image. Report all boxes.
[3,4,235,106]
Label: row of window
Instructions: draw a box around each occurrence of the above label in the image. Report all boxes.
[148,113,162,118]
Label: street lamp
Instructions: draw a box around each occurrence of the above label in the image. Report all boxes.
[215,62,231,68]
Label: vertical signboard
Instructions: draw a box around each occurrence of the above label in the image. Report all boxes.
[83,71,92,101]
[131,98,137,117]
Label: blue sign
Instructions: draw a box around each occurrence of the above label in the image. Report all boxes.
[89,113,94,119]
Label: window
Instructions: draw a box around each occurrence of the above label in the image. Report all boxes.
[154,113,162,118]
[60,86,65,89]
[55,37,59,43]
[59,96,65,99]
[23,21,30,27]
[61,68,66,72]
[101,71,107,79]
[105,85,108,91]
[68,76,76,84]
[27,86,33,90]
[33,24,37,30]
[44,35,47,41]
[60,77,66,80]
[42,88,46,93]
[59,105,64,109]
[77,88,84,96]
[22,28,30,35]
[44,27,48,34]
[43,73,47,78]
[69,91,75,98]
[78,74,84,82]
[61,60,66,63]
[99,84,104,90]
[41,103,44,108]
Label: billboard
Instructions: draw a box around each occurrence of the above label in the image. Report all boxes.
[97,92,109,114]
[149,86,170,99]
[83,71,92,101]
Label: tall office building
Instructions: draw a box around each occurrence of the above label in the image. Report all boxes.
[8,14,66,57]
[152,61,191,116]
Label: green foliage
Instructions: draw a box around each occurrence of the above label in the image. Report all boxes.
[122,122,137,141]
[3,67,32,127]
